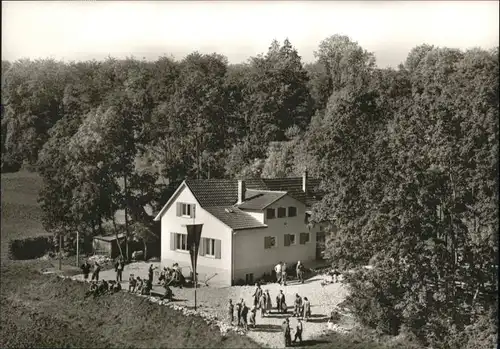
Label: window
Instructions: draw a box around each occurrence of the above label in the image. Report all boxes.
[182,203,191,217]
[299,232,310,244]
[288,206,297,217]
[284,233,296,246]
[171,233,188,251]
[204,238,216,257]
[277,207,286,218]
[245,273,254,284]
[266,208,276,219]
[199,237,222,259]
[264,236,277,249]
[176,202,196,218]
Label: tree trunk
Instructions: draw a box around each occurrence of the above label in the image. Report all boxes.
[143,240,148,261]
[112,215,125,261]
[124,173,130,261]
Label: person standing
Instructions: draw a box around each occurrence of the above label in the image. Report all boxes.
[249,305,257,328]
[228,299,234,325]
[148,264,155,284]
[294,293,303,317]
[281,262,288,286]
[293,318,303,344]
[236,299,242,327]
[91,262,101,281]
[115,257,124,282]
[296,261,304,284]
[241,301,249,331]
[80,260,91,281]
[265,289,273,315]
[258,292,267,317]
[303,297,311,322]
[274,262,282,284]
[252,283,263,307]
[282,318,292,347]
[276,290,285,313]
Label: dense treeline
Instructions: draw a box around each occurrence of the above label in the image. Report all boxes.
[1,35,498,348]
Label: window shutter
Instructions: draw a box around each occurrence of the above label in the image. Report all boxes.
[190,204,196,218]
[199,238,205,256]
[215,239,221,259]
[264,237,269,249]
[176,203,181,216]
[170,233,176,250]
[284,234,290,247]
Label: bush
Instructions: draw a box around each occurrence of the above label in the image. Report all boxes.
[342,266,403,336]
[233,278,246,286]
[8,235,54,260]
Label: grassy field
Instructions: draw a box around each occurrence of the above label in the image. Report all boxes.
[0,171,421,349]
[0,171,48,260]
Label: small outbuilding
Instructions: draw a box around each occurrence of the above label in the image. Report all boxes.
[92,233,126,259]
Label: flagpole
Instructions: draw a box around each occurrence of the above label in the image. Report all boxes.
[194,263,197,311]
[193,216,197,311]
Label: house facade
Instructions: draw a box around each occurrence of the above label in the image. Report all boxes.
[153,172,326,286]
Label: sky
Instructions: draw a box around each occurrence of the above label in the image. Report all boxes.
[2,1,499,68]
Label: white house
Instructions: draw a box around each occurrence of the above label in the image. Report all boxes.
[153,172,327,286]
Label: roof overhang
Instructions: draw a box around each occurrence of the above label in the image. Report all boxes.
[153,180,186,221]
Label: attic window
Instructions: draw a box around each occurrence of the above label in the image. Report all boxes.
[266,208,276,219]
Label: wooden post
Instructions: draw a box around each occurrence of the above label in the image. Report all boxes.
[194,264,197,311]
[76,230,79,267]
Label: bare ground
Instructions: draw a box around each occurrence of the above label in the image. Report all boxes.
[72,262,354,348]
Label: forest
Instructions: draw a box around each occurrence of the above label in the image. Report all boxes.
[1,35,498,349]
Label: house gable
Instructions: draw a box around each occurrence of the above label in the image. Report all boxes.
[154,181,191,221]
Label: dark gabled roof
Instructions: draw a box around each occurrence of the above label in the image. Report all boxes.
[185,179,238,207]
[204,206,267,230]
[246,177,323,207]
[93,233,126,242]
[169,177,324,229]
[184,177,323,209]
[237,189,287,210]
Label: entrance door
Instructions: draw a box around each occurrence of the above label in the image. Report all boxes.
[316,231,326,260]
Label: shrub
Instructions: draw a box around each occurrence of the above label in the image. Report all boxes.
[234,279,246,286]
[8,235,54,260]
[342,266,404,336]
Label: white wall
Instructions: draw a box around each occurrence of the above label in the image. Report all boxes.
[160,184,233,286]
[243,209,264,223]
[233,195,317,281]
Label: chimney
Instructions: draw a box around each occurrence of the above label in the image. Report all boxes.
[237,179,246,204]
[302,169,308,193]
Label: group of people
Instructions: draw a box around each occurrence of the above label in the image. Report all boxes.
[81,257,183,302]
[274,260,306,286]
[80,259,101,282]
[85,279,122,298]
[228,283,313,330]
[292,293,312,321]
[157,263,186,288]
[282,317,304,347]
[127,274,153,295]
[228,299,254,330]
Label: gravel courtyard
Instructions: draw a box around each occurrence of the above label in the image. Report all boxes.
[73,262,353,348]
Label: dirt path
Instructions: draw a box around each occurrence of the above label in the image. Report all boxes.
[72,262,352,348]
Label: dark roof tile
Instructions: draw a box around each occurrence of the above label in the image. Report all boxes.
[185,179,238,207]
[238,190,287,210]
[204,206,267,230]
